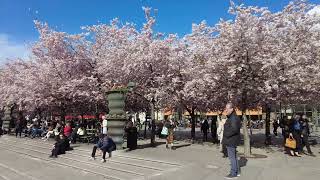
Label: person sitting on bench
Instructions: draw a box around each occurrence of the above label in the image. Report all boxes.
[90,134,116,163]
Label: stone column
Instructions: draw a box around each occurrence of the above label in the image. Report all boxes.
[2,106,11,133]
[106,90,127,150]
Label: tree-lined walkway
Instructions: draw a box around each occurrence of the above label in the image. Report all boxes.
[0,132,320,180]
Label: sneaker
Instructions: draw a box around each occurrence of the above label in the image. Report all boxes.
[237,174,241,177]
[89,157,96,160]
[101,159,106,163]
[224,174,238,179]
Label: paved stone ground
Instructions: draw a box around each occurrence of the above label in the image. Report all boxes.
[0,129,320,180]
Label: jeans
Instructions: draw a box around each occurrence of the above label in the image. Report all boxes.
[91,145,111,160]
[31,128,43,138]
[227,146,240,176]
[292,131,302,152]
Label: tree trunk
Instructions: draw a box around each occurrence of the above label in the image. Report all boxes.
[211,116,218,143]
[265,105,271,145]
[60,103,66,122]
[190,113,196,141]
[150,101,156,147]
[242,114,251,157]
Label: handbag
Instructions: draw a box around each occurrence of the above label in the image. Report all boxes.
[161,127,168,135]
[285,136,297,149]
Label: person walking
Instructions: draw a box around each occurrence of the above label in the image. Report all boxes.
[165,120,175,150]
[300,115,315,156]
[201,119,209,142]
[291,115,303,155]
[285,117,301,157]
[223,103,241,179]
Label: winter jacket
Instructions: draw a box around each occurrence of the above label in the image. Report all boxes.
[290,119,302,133]
[63,126,72,137]
[301,120,310,136]
[55,138,71,154]
[96,137,116,151]
[201,120,209,132]
[222,111,241,147]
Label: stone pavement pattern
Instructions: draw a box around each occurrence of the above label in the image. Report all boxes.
[0,134,320,180]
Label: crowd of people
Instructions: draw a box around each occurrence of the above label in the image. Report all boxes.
[1,106,317,171]
[276,114,316,157]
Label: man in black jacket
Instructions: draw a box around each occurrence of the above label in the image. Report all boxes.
[300,115,315,156]
[222,103,241,179]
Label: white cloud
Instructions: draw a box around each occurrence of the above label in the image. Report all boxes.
[0,33,30,64]
[308,5,320,16]
[308,6,320,32]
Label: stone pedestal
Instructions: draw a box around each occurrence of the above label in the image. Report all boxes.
[106,90,127,150]
[2,106,11,132]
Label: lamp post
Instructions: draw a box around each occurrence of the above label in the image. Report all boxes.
[106,82,135,150]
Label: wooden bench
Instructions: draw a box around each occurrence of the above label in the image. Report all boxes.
[79,129,98,144]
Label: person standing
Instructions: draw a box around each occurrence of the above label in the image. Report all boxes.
[273,119,279,136]
[301,115,315,156]
[125,121,138,150]
[217,115,228,158]
[223,103,241,179]
[291,115,303,155]
[201,119,209,142]
[102,115,108,135]
[15,119,23,138]
[211,118,218,143]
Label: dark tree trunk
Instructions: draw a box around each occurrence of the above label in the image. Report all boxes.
[265,104,271,145]
[242,113,251,157]
[211,117,218,143]
[150,101,156,147]
[60,103,66,122]
[188,108,196,141]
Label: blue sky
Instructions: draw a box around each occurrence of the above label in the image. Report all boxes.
[0,0,319,62]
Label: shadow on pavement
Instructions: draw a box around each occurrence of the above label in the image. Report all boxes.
[172,143,191,150]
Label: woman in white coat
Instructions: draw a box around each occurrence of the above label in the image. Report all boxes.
[217,115,228,157]
[102,116,108,135]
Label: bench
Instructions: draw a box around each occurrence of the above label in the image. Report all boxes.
[78,129,98,144]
